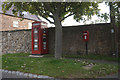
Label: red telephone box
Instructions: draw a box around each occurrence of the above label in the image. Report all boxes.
[83,31,89,42]
[32,21,48,55]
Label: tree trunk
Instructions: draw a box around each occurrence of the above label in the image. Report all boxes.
[109,2,115,25]
[109,2,118,57]
[53,13,62,59]
[109,2,116,56]
[116,3,120,57]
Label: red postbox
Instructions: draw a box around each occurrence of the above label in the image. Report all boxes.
[83,31,89,55]
[83,31,89,41]
[32,21,48,55]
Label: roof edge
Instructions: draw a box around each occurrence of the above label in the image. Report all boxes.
[0,13,40,21]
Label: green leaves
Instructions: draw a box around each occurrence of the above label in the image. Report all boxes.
[101,13,109,21]
[2,2,12,14]
[71,2,99,22]
[109,2,120,27]
[2,2,100,24]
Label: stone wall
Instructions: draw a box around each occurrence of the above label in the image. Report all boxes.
[1,23,116,55]
[118,27,120,56]
[2,29,31,54]
[49,23,113,55]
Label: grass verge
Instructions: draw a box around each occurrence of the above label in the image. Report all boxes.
[44,54,119,62]
[2,53,118,78]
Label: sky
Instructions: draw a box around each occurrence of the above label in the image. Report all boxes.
[40,2,110,27]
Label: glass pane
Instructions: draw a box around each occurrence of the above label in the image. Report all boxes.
[34,30,38,33]
[34,45,38,50]
[34,39,38,42]
[43,29,46,33]
[43,42,46,44]
[34,28,39,50]
[43,34,46,37]
[43,38,46,42]
[34,35,38,39]
[43,45,46,47]
[43,30,46,33]
[34,48,38,50]
[34,42,38,45]
[34,45,38,48]
[43,47,46,50]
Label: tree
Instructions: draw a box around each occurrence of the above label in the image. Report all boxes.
[109,2,120,57]
[2,2,99,59]
[109,2,120,27]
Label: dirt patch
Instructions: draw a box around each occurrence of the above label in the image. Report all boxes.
[83,63,95,70]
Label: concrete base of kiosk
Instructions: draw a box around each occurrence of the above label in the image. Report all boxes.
[29,55,44,58]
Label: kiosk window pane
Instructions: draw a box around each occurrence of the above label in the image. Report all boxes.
[34,42,38,45]
[34,48,38,50]
[34,30,38,33]
[43,38,46,42]
[34,45,38,50]
[34,45,38,47]
[34,28,39,50]
[43,42,46,44]
[43,47,46,50]
[43,45,46,47]
[34,39,38,42]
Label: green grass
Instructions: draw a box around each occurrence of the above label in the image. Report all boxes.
[44,54,119,62]
[2,53,118,78]
[2,53,29,57]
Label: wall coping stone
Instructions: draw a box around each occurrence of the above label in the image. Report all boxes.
[1,23,111,32]
[0,29,31,32]
[48,23,111,29]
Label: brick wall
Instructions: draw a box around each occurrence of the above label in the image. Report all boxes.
[1,23,116,55]
[0,14,34,31]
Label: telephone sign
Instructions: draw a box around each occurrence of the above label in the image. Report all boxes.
[32,21,48,55]
[83,31,89,41]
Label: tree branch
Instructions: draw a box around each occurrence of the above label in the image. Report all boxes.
[43,16,54,24]
[48,14,54,19]
[43,2,54,14]
[60,13,74,22]
[64,2,67,12]
[38,12,54,24]
[35,15,41,21]
[37,10,54,24]
[33,4,54,24]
